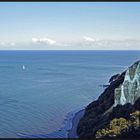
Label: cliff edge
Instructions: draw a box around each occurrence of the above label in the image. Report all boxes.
[77,60,140,138]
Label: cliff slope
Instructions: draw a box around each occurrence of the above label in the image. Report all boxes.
[77,60,140,138]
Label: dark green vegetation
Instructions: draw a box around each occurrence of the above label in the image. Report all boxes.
[96,110,140,139]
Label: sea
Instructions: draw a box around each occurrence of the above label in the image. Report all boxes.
[0,50,139,138]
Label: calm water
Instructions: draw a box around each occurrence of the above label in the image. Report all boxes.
[0,50,139,138]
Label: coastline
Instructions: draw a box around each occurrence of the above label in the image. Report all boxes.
[68,109,85,138]
[18,108,85,138]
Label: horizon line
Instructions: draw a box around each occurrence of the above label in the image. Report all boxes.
[0,49,139,51]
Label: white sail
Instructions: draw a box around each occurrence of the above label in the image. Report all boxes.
[22,65,25,70]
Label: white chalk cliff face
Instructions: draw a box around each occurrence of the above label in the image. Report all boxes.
[114,60,140,106]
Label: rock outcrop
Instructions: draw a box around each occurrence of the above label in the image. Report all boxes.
[77,60,140,138]
[114,61,140,106]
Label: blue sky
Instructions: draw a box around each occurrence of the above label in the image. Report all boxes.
[0,2,140,50]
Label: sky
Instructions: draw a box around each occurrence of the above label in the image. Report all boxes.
[0,2,140,50]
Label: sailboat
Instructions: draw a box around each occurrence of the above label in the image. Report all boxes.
[22,65,25,70]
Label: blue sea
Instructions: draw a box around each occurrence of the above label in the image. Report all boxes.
[0,50,139,138]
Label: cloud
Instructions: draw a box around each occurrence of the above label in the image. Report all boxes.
[32,37,56,45]
[0,37,140,50]
[83,36,96,42]
[77,36,140,50]
[0,42,6,46]
[83,36,140,47]
[0,41,16,47]
[31,37,72,48]
[96,39,140,47]
[10,42,15,46]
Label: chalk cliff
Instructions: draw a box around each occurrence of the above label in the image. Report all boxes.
[114,61,140,106]
[77,60,140,138]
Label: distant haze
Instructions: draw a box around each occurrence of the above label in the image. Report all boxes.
[0,2,140,50]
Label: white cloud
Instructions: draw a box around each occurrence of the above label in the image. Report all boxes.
[0,41,16,47]
[82,36,140,48]
[31,38,38,43]
[10,42,15,46]
[0,42,6,46]
[69,36,139,50]
[0,37,139,50]
[83,36,96,42]
[32,37,56,45]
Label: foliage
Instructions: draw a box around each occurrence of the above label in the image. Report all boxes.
[95,111,140,139]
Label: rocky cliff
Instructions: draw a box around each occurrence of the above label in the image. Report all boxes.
[114,60,140,106]
[77,60,140,138]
